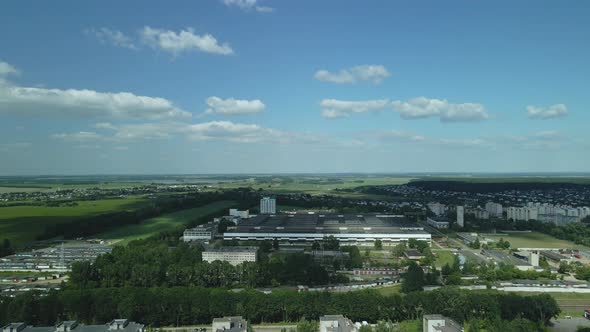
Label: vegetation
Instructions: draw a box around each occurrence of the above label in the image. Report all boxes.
[0,287,560,327]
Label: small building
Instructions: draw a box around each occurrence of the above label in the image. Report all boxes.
[320,315,357,332]
[404,250,425,260]
[427,217,450,229]
[540,250,569,263]
[202,246,258,266]
[456,233,478,245]
[423,314,463,332]
[212,317,247,332]
[183,223,217,242]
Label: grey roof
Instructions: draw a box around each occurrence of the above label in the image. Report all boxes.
[3,320,144,332]
[230,213,426,235]
[204,246,258,253]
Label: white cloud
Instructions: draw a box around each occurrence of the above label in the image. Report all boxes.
[527,104,568,119]
[0,60,19,77]
[0,142,31,152]
[376,130,426,142]
[85,28,137,49]
[52,131,102,142]
[222,0,274,13]
[94,122,117,130]
[0,80,191,120]
[186,121,287,143]
[140,26,233,55]
[392,97,489,122]
[314,65,390,84]
[320,99,390,119]
[205,96,265,115]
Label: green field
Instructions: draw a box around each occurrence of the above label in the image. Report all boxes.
[212,176,413,196]
[0,196,150,246]
[485,231,590,250]
[434,250,457,268]
[97,200,236,245]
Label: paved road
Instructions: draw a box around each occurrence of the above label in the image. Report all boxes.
[550,318,590,332]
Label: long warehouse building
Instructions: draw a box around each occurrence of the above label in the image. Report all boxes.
[223,213,431,246]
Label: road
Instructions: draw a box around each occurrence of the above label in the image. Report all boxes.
[550,318,590,332]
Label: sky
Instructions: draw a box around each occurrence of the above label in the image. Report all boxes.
[0,0,589,175]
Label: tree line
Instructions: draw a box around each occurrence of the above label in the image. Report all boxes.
[0,287,559,327]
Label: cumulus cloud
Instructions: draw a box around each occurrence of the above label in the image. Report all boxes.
[320,99,390,119]
[140,26,233,55]
[222,0,274,13]
[0,80,191,120]
[85,28,137,49]
[0,60,19,77]
[314,65,390,84]
[392,97,489,122]
[527,104,568,119]
[204,96,265,115]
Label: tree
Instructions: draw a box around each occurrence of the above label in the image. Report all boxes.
[359,325,373,332]
[392,243,406,257]
[374,239,383,250]
[323,236,340,250]
[311,241,321,250]
[296,320,318,332]
[401,261,425,293]
[272,238,280,250]
[0,239,14,258]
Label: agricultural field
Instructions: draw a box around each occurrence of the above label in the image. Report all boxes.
[0,196,150,246]
[212,176,413,196]
[97,200,236,245]
[484,231,590,250]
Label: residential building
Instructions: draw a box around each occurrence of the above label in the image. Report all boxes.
[229,209,249,219]
[485,202,503,218]
[1,320,144,332]
[427,217,450,229]
[212,317,248,332]
[506,207,538,222]
[423,314,463,332]
[202,246,257,265]
[427,202,446,216]
[456,206,464,228]
[260,197,276,214]
[320,315,357,332]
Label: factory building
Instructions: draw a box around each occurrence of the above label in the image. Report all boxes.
[224,213,431,245]
[183,223,217,242]
[426,217,450,229]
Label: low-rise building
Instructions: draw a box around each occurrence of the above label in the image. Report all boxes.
[427,217,450,229]
[404,249,425,260]
[183,223,218,242]
[423,314,463,332]
[202,246,258,266]
[320,315,357,332]
[212,317,248,332]
[1,320,144,332]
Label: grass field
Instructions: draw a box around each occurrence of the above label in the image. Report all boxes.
[213,176,413,196]
[0,196,150,246]
[485,231,589,250]
[97,200,236,245]
[434,250,457,268]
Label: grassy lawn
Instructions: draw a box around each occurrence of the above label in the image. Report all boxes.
[376,284,402,296]
[0,196,149,246]
[485,231,590,250]
[97,200,236,245]
[434,250,456,268]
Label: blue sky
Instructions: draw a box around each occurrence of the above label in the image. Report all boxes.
[0,0,589,174]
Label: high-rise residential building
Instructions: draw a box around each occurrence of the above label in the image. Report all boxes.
[456,206,464,228]
[485,202,503,217]
[260,197,276,214]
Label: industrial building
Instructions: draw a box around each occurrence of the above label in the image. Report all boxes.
[223,213,431,245]
[1,320,144,332]
[202,246,258,266]
[260,197,276,214]
[422,315,462,332]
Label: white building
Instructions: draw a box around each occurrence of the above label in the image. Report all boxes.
[507,207,538,222]
[260,197,276,214]
[456,206,464,228]
[473,208,490,220]
[183,223,217,242]
[427,217,450,229]
[212,317,248,332]
[229,209,249,219]
[320,315,357,332]
[202,246,258,266]
[427,202,446,216]
[485,202,503,217]
[423,315,462,332]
